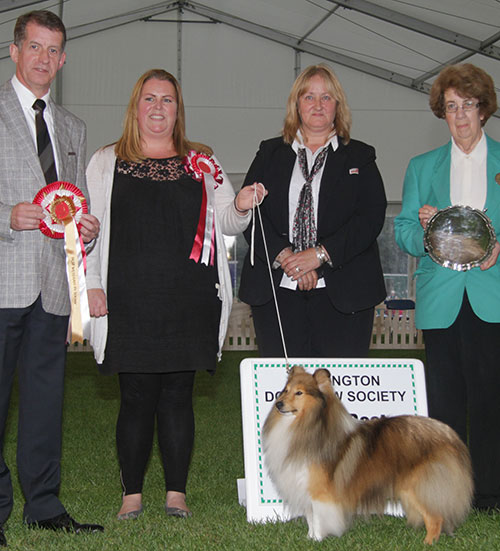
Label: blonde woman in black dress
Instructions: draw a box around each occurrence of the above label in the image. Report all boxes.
[86,69,265,519]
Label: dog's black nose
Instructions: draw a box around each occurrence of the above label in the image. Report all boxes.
[276,401,283,410]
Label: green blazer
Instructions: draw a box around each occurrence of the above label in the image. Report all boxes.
[394,134,500,329]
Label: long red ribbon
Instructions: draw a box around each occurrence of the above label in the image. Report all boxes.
[190,175,208,263]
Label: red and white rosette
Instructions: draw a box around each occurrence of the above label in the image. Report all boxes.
[33,181,90,344]
[184,151,223,266]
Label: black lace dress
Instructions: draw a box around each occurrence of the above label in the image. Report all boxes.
[100,157,221,375]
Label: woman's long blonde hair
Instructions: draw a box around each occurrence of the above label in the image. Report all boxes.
[282,64,351,145]
[115,69,212,162]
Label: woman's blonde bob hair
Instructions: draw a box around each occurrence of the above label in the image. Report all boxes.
[282,64,352,145]
[115,69,212,162]
[429,63,497,126]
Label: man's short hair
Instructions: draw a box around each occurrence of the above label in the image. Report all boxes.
[14,10,66,50]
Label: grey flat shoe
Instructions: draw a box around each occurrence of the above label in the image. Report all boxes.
[165,506,192,518]
[117,505,143,520]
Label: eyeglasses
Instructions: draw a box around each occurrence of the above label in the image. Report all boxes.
[445,100,480,113]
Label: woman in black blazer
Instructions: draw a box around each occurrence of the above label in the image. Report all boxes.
[239,64,387,357]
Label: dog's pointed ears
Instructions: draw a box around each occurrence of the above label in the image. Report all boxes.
[313,369,334,394]
[288,365,306,377]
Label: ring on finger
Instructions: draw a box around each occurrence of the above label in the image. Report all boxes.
[295,266,300,273]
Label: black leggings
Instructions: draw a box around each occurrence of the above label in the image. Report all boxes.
[116,371,195,495]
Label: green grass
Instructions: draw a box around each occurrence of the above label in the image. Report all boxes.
[1,350,498,550]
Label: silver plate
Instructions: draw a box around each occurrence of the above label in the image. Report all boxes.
[424,205,496,271]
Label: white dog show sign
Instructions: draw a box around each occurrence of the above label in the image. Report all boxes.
[238,358,427,523]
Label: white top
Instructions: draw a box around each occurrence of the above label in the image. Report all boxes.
[450,130,487,210]
[11,75,60,174]
[280,131,338,290]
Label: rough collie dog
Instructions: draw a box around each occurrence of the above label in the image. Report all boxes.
[262,366,473,544]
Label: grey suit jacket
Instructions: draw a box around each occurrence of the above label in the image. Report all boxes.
[0,79,88,315]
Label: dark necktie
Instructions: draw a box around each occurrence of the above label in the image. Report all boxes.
[292,146,329,252]
[32,99,57,184]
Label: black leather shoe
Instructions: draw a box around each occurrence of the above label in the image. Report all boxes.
[0,526,6,547]
[28,512,104,533]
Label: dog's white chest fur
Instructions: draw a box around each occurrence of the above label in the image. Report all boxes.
[263,415,349,540]
[263,416,309,513]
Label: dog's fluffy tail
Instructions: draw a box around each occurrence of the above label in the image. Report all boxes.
[399,445,473,542]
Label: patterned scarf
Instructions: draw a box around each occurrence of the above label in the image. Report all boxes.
[292,146,329,251]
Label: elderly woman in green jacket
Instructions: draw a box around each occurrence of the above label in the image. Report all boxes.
[395,63,500,511]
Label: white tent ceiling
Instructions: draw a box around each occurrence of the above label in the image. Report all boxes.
[1,0,500,200]
[2,0,499,109]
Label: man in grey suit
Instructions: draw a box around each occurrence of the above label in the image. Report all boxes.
[0,10,103,545]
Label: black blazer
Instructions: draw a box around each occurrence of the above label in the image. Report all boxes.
[238,136,387,313]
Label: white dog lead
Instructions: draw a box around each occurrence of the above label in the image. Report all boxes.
[250,183,291,370]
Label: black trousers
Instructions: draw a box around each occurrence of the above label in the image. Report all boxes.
[117,371,196,495]
[0,296,68,523]
[251,287,374,357]
[423,292,500,509]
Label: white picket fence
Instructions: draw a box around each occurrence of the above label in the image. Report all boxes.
[222,301,425,351]
[371,304,424,349]
[69,301,423,353]
[222,301,259,351]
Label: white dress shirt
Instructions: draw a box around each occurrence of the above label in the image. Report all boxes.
[281,131,338,290]
[11,75,61,175]
[450,130,487,210]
